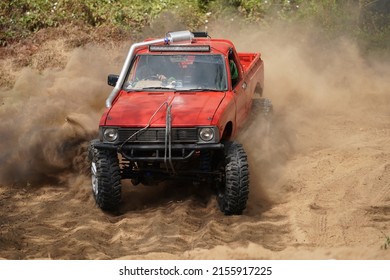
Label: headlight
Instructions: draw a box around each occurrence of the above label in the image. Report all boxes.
[199,127,214,142]
[103,128,118,142]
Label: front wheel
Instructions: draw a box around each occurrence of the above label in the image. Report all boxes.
[90,146,121,211]
[217,142,249,215]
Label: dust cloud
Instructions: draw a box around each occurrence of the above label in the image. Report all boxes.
[0,20,389,189]
[209,21,390,207]
[0,46,120,185]
[1,21,389,194]
[0,16,390,259]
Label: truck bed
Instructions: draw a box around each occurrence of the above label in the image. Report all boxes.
[238,52,262,72]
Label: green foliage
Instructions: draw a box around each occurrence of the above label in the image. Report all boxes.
[0,0,209,44]
[381,233,390,250]
[0,0,388,51]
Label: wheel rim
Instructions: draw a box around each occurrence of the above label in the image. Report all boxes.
[91,161,98,196]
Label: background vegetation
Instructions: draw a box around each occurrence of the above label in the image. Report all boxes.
[0,0,389,50]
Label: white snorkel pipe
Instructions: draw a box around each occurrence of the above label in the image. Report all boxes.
[105,30,194,108]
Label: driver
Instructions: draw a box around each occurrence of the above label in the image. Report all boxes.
[136,56,176,83]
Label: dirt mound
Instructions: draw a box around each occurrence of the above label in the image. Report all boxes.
[0,23,390,259]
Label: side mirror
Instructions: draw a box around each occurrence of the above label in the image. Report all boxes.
[107,74,119,87]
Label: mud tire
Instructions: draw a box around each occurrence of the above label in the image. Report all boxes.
[251,98,273,120]
[244,98,273,132]
[90,147,121,211]
[217,142,249,215]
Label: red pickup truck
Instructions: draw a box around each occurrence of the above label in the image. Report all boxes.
[89,31,272,215]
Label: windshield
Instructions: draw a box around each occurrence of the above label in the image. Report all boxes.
[123,54,228,91]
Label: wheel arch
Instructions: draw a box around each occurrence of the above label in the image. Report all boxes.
[254,82,263,97]
[221,121,233,141]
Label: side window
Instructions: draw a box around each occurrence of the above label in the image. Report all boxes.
[228,49,240,88]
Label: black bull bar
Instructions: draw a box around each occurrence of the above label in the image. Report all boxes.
[91,140,224,162]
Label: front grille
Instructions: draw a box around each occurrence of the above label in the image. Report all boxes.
[118,128,198,143]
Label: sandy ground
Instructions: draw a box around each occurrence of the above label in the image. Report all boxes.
[0,24,389,260]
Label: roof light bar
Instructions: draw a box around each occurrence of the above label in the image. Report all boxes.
[192,31,209,38]
[149,45,211,52]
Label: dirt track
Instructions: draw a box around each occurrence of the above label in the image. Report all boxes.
[0,25,389,259]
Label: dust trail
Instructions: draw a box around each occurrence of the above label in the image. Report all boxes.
[1,22,389,197]
[209,21,390,206]
[0,46,120,185]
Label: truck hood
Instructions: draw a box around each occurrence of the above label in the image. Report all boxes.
[104,91,226,127]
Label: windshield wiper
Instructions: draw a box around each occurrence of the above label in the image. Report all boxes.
[141,87,176,91]
[180,88,224,92]
[126,87,225,92]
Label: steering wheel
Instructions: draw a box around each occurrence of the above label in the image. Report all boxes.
[148,75,161,81]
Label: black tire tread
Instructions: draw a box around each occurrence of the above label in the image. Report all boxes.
[92,147,121,211]
[252,98,273,119]
[218,142,249,215]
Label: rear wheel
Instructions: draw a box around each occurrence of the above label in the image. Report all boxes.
[217,142,249,215]
[251,98,273,120]
[90,147,121,211]
[246,97,273,137]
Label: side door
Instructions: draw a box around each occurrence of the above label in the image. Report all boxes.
[229,49,250,131]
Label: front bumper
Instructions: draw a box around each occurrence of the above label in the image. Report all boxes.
[91,139,224,161]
